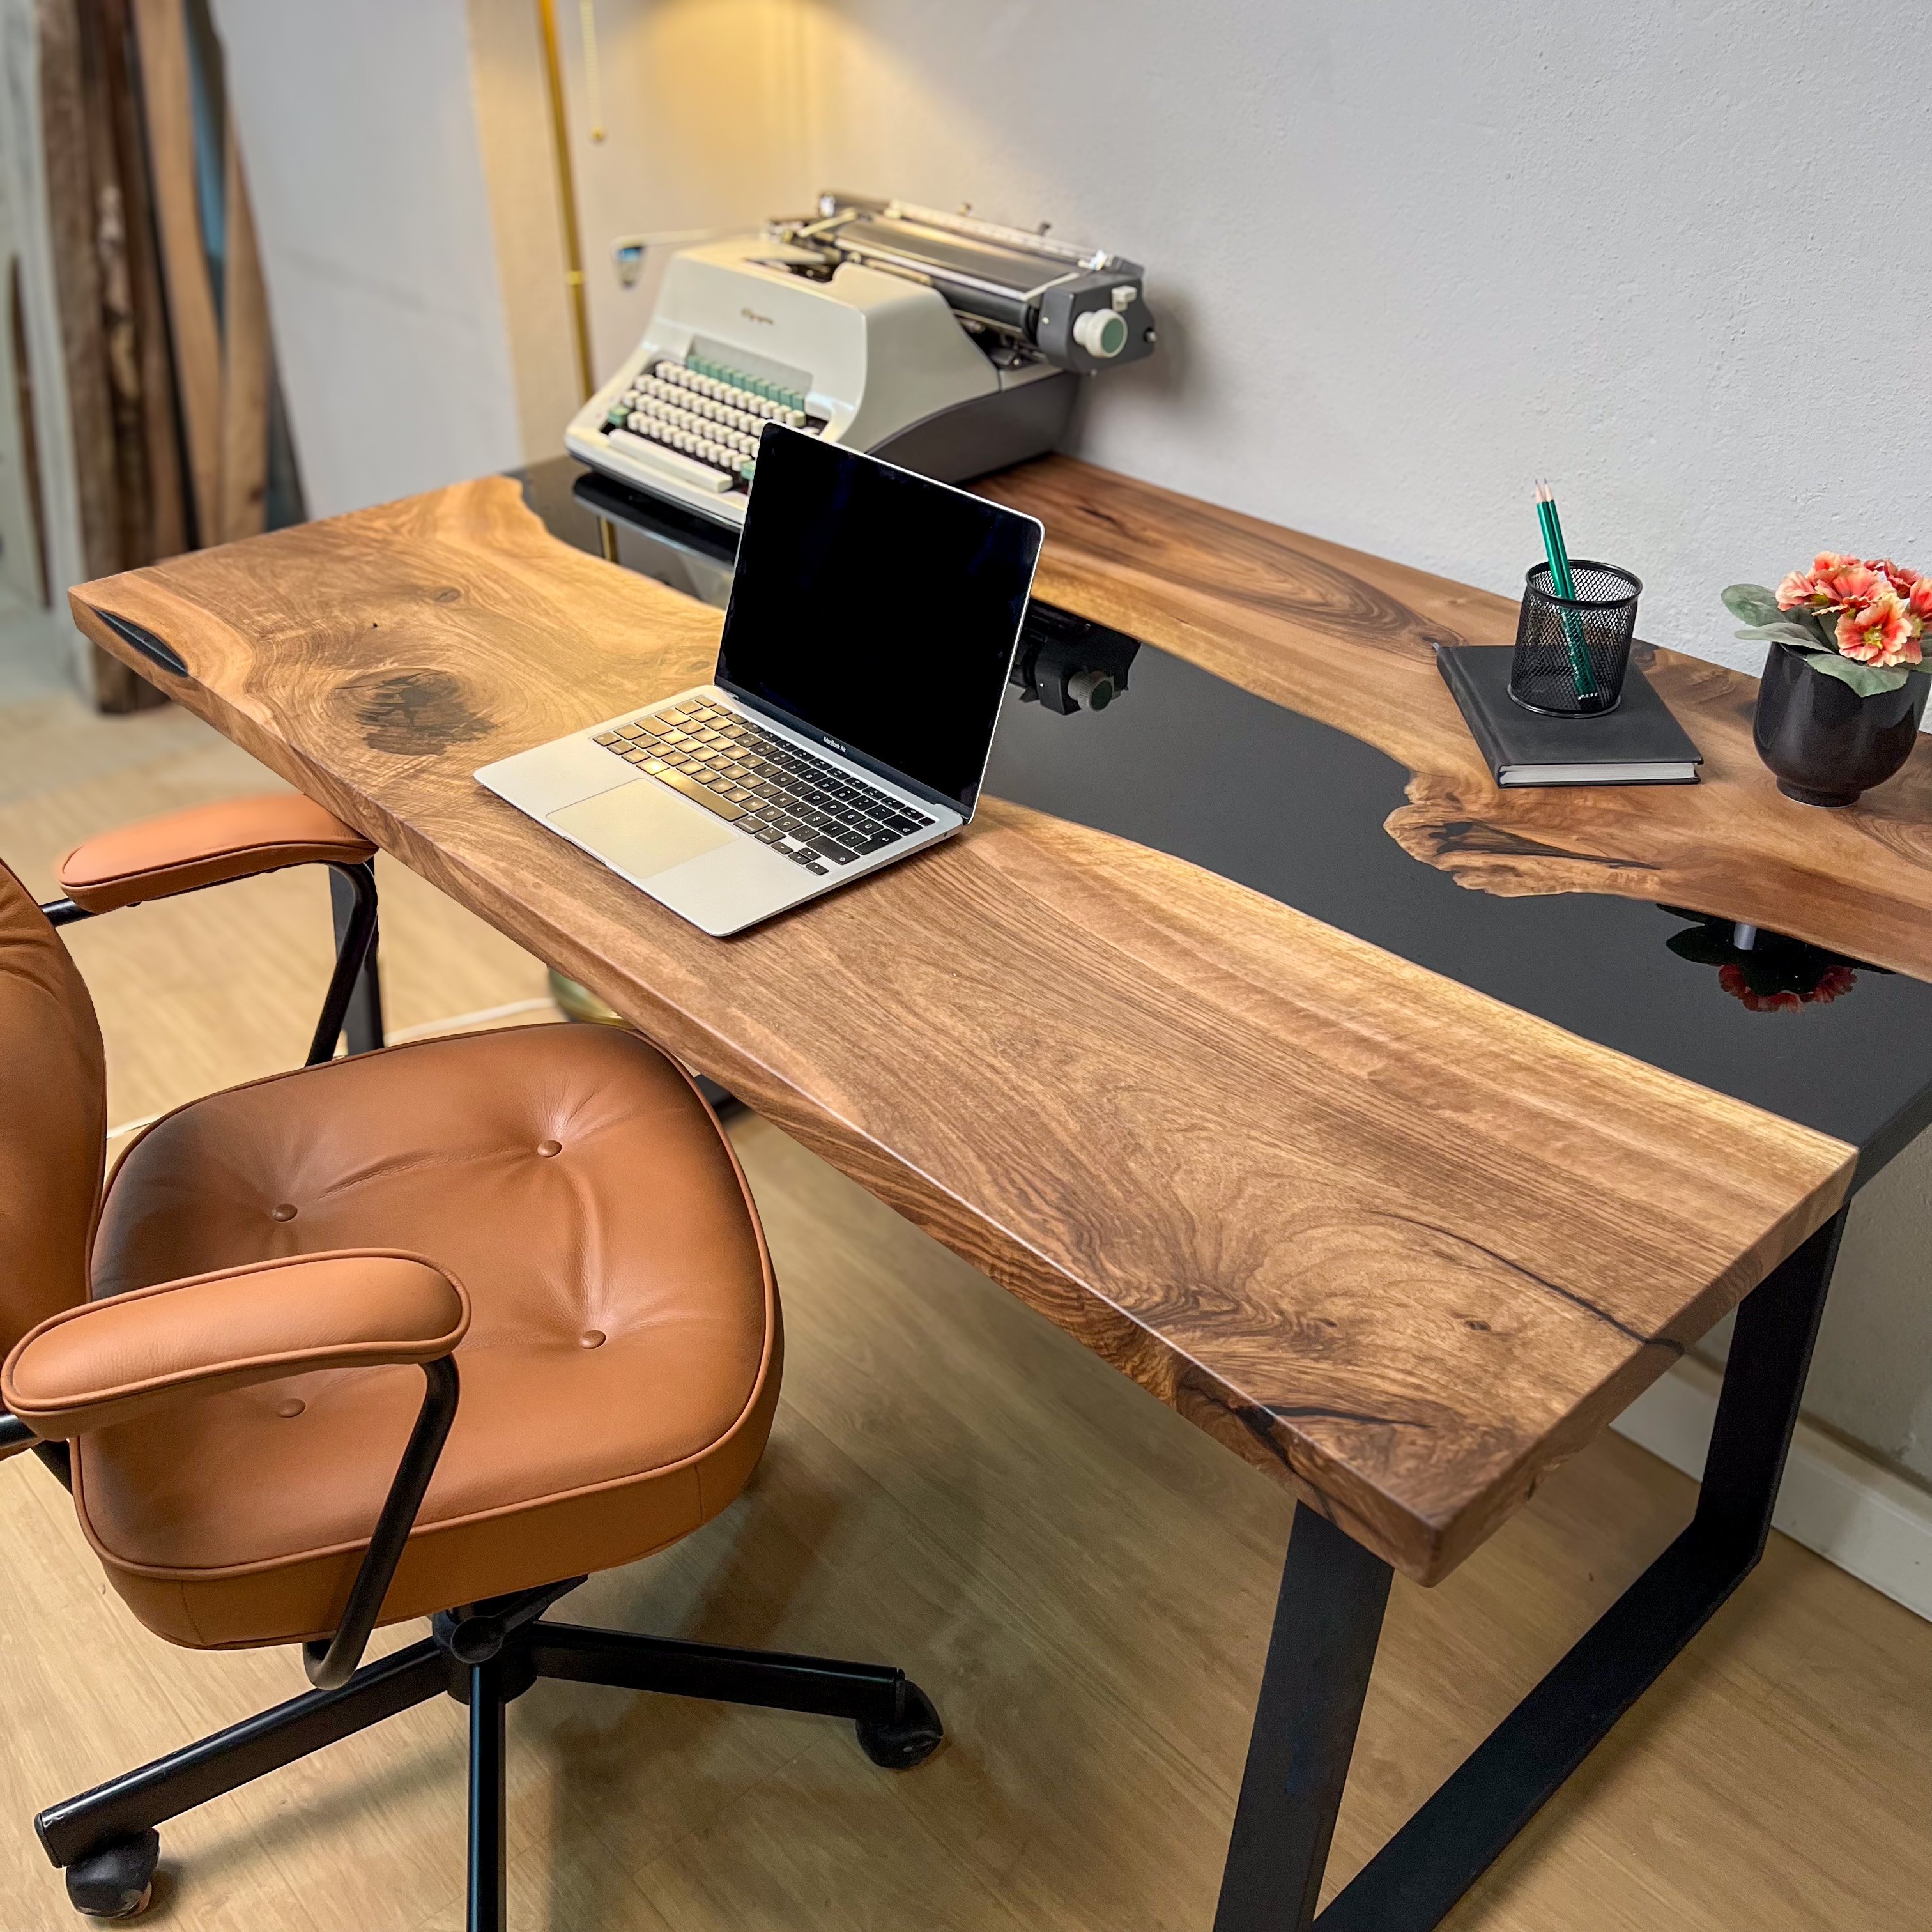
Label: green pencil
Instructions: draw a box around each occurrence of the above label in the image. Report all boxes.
[1534,484,1572,598]
[1535,479,1596,700]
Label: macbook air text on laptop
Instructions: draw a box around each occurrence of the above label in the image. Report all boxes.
[475,425,1044,935]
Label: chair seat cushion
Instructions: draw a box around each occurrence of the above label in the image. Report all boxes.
[78,1024,779,1650]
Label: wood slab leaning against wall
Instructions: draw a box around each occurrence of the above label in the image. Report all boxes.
[26,0,279,709]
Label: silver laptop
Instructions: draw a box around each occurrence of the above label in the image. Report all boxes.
[477,426,1043,936]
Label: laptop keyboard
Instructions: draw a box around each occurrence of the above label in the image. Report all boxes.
[592,698,936,876]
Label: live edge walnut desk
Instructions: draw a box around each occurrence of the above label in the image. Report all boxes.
[70,455,1932,1932]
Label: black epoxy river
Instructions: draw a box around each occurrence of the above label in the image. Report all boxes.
[525,457,1932,1181]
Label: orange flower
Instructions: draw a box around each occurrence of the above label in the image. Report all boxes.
[1769,552,1929,664]
[1816,558,1883,606]
[1778,552,1881,610]
[1775,568,1819,610]
[1835,588,1920,666]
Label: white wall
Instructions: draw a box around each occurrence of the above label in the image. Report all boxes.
[1814,1145,1932,1477]
[544,0,1932,677]
[210,0,524,518]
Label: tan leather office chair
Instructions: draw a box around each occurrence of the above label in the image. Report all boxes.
[0,797,941,1929]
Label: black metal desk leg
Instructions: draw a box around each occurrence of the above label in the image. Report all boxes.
[1309,1208,1848,1932]
[1213,1503,1394,1932]
[327,861,385,1055]
[1694,1208,1847,1562]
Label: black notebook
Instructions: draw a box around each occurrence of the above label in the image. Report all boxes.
[1434,645,1702,786]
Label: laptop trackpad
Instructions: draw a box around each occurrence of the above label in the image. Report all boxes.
[549,781,735,880]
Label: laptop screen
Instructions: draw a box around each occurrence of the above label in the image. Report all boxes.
[714,427,1043,811]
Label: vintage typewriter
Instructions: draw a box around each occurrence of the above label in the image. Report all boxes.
[565,192,1157,526]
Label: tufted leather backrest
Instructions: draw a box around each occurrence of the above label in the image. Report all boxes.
[0,859,106,1356]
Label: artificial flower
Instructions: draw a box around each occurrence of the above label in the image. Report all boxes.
[1816,557,1883,607]
[1774,568,1814,610]
[1777,552,1873,608]
[1769,556,1862,606]
[1835,588,1920,667]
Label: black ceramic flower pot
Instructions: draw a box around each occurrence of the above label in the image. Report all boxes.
[1753,641,1930,806]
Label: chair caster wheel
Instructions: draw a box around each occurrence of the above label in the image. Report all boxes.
[63,1830,159,1919]
[855,1680,944,1769]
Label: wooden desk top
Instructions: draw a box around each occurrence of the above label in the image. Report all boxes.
[981,460,1932,983]
[70,469,1853,1584]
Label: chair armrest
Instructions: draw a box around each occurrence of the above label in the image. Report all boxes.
[1,1252,468,1439]
[55,794,376,914]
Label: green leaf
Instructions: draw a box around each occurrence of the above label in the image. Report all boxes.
[1735,621,1833,649]
[1793,651,1911,697]
[1722,583,1784,627]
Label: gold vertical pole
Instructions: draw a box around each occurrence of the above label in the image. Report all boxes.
[532,4,622,1057]
[534,0,596,402]
[534,0,616,561]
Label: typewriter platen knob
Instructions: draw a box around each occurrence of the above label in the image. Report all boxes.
[1071,308,1129,358]
[1010,602,1141,713]
[1066,668,1117,710]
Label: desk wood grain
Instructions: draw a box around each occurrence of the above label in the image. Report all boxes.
[982,459,1932,982]
[68,474,1853,1583]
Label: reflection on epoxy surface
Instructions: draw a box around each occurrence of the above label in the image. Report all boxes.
[531,457,1932,1169]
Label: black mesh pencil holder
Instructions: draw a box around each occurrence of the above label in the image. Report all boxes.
[1510,562,1642,716]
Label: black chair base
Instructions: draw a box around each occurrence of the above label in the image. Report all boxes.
[34,1582,944,1928]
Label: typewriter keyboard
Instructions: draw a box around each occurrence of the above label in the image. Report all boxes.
[592,698,935,876]
[601,355,824,494]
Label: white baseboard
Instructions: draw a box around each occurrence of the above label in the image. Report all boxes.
[1613,1356,1932,1622]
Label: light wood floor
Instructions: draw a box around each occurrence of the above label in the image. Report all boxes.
[0,684,1927,1931]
